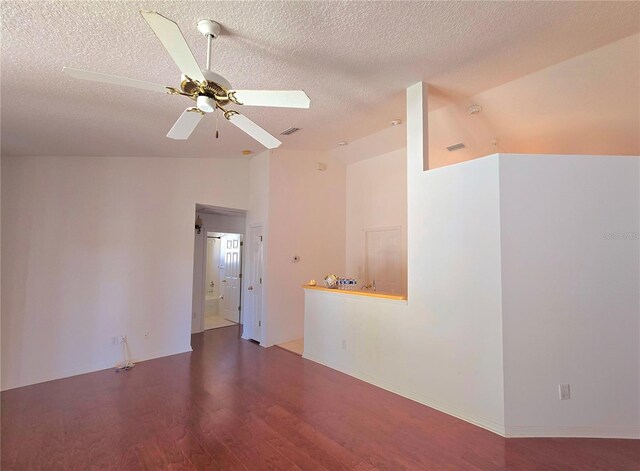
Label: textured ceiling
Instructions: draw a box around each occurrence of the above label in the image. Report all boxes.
[1,1,639,158]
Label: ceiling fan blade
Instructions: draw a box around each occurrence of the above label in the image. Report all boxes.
[229,90,311,108]
[167,108,205,140]
[140,11,205,83]
[63,67,169,93]
[225,112,282,149]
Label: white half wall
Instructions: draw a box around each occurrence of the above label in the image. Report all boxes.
[304,82,639,438]
[304,153,506,434]
[500,154,640,438]
[304,83,506,434]
[407,155,506,432]
[1,155,249,390]
[407,84,506,432]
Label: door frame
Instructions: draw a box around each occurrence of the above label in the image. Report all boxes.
[196,225,211,333]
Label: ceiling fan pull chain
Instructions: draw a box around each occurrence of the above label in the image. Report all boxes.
[215,109,219,139]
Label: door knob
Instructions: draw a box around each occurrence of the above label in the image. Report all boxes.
[248,286,254,290]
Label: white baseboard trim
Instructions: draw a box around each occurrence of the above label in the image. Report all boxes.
[302,353,506,437]
[2,345,193,391]
[303,353,640,440]
[505,426,640,439]
[133,346,193,365]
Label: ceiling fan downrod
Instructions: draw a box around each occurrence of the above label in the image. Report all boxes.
[197,19,221,72]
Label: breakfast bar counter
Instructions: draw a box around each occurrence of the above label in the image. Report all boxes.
[302,284,407,301]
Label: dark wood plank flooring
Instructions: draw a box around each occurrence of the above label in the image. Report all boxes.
[2,325,639,470]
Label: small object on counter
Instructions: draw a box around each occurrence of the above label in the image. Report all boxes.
[308,279,316,286]
[323,274,338,289]
[336,277,357,290]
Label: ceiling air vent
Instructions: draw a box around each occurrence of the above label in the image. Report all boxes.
[280,127,301,136]
[446,142,466,152]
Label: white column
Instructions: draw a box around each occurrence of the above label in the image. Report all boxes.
[406,82,428,301]
[406,82,428,173]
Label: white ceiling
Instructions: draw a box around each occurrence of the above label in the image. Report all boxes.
[1,1,639,158]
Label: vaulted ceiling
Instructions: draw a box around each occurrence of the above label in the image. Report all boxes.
[1,1,638,158]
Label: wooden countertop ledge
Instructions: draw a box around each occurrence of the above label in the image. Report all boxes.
[302,284,407,301]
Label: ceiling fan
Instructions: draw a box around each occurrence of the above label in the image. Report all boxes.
[63,11,310,149]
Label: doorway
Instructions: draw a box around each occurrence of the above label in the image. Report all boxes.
[204,232,243,330]
[191,205,246,335]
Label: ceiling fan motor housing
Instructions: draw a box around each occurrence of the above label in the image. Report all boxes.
[180,70,233,107]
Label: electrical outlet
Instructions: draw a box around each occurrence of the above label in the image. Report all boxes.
[559,383,571,400]
[144,331,150,339]
[111,336,118,346]
[120,335,127,344]
[341,339,347,350]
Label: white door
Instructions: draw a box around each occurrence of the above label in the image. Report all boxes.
[220,234,242,322]
[244,225,264,342]
[365,228,402,294]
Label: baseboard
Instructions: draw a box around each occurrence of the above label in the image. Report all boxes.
[1,345,193,391]
[132,346,193,365]
[302,353,506,437]
[505,425,640,439]
[302,353,640,440]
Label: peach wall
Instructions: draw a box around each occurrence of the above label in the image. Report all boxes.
[329,34,639,171]
[427,34,640,169]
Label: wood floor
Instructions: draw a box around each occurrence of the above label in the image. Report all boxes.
[2,326,638,470]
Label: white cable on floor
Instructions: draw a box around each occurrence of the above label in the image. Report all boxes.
[115,336,135,373]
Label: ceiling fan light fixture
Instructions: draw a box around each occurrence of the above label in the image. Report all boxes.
[197,95,216,113]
